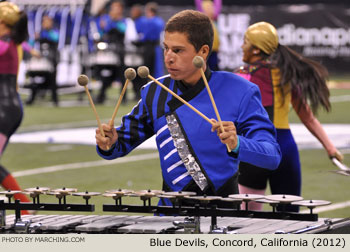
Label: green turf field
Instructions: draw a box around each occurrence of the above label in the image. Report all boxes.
[2,85,350,218]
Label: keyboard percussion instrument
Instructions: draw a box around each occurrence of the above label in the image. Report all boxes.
[1,187,349,234]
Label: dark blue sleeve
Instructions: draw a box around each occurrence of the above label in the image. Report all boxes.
[96,98,154,160]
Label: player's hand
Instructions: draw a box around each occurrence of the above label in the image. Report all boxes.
[95,120,118,151]
[211,119,238,151]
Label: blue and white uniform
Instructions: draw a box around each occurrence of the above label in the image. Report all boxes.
[97,69,281,203]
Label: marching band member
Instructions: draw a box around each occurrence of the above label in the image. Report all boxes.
[141,2,165,77]
[127,2,165,100]
[235,22,343,212]
[0,2,31,214]
[95,0,127,104]
[26,14,59,106]
[95,10,281,207]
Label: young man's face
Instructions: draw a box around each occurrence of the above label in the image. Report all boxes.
[163,31,205,85]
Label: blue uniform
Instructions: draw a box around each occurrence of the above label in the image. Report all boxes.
[39,29,59,43]
[136,15,165,77]
[98,14,127,38]
[140,16,164,43]
[97,70,281,199]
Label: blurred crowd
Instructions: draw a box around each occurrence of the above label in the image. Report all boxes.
[21,1,165,106]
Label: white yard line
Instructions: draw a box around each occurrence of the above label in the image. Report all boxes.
[13,152,159,178]
[16,95,350,132]
[340,148,350,154]
[12,124,350,151]
[330,95,350,103]
[18,117,122,132]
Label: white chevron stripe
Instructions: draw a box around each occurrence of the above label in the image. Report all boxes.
[172,172,190,185]
[160,136,173,148]
[156,125,168,137]
[167,160,183,173]
[164,148,177,160]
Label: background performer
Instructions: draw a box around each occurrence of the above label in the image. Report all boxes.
[235,21,344,212]
[0,2,31,214]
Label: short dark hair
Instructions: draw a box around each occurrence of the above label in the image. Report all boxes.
[165,10,213,53]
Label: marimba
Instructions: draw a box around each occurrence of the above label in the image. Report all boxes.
[26,57,55,73]
[1,188,350,234]
[3,214,350,234]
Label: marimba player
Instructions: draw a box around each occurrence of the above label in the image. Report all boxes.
[94,10,282,208]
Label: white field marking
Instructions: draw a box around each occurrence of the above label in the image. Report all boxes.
[300,200,350,214]
[13,152,159,178]
[46,144,73,152]
[10,128,158,149]
[290,123,350,150]
[11,124,350,150]
[18,116,123,133]
[330,95,350,103]
[16,94,350,132]
[341,148,350,154]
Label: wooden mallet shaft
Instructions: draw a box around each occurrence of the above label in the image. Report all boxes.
[137,66,213,125]
[109,68,137,127]
[193,56,231,152]
[77,75,105,137]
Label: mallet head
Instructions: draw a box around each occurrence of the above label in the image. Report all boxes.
[77,74,89,86]
[124,68,137,81]
[137,66,150,79]
[192,56,205,69]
